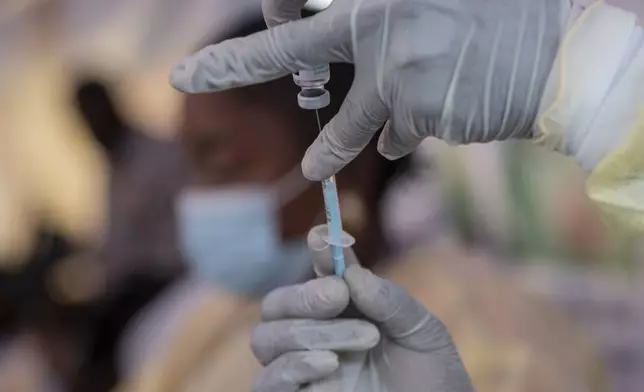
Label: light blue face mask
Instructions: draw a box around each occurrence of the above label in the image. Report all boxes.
[176,170,315,296]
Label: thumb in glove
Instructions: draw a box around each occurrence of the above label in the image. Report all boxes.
[307,224,455,352]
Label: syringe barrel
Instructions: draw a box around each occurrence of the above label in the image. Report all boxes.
[321,175,346,276]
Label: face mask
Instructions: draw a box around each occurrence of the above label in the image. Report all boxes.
[176,168,315,296]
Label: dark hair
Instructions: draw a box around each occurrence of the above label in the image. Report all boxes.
[73,78,128,159]
[208,14,411,205]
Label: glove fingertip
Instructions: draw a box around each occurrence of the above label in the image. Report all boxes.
[169,60,193,93]
[302,140,339,181]
[359,322,382,349]
[306,277,351,318]
[301,350,339,372]
[260,276,349,321]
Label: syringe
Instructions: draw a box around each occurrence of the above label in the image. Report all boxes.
[293,66,351,276]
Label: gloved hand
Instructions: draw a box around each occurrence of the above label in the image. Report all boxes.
[170,0,570,181]
[249,225,474,392]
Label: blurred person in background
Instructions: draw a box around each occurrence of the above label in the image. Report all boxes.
[73,78,187,285]
[0,227,101,391]
[68,77,188,391]
[112,17,606,392]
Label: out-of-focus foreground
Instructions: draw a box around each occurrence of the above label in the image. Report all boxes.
[0,1,642,392]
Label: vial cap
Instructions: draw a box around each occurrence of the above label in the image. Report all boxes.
[297,88,330,110]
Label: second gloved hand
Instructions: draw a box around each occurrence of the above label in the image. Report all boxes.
[249,225,474,392]
[170,0,570,180]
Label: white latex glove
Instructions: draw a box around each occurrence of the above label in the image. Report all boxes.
[170,0,570,181]
[249,225,474,392]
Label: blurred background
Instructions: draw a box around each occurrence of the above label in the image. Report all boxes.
[0,0,642,391]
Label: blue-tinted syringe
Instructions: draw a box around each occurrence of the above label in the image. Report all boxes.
[293,66,351,276]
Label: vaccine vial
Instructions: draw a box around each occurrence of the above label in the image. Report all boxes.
[293,64,331,110]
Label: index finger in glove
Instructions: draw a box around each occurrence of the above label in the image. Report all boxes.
[302,82,389,181]
[251,319,379,365]
[170,14,348,94]
[261,276,349,321]
[260,225,359,322]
